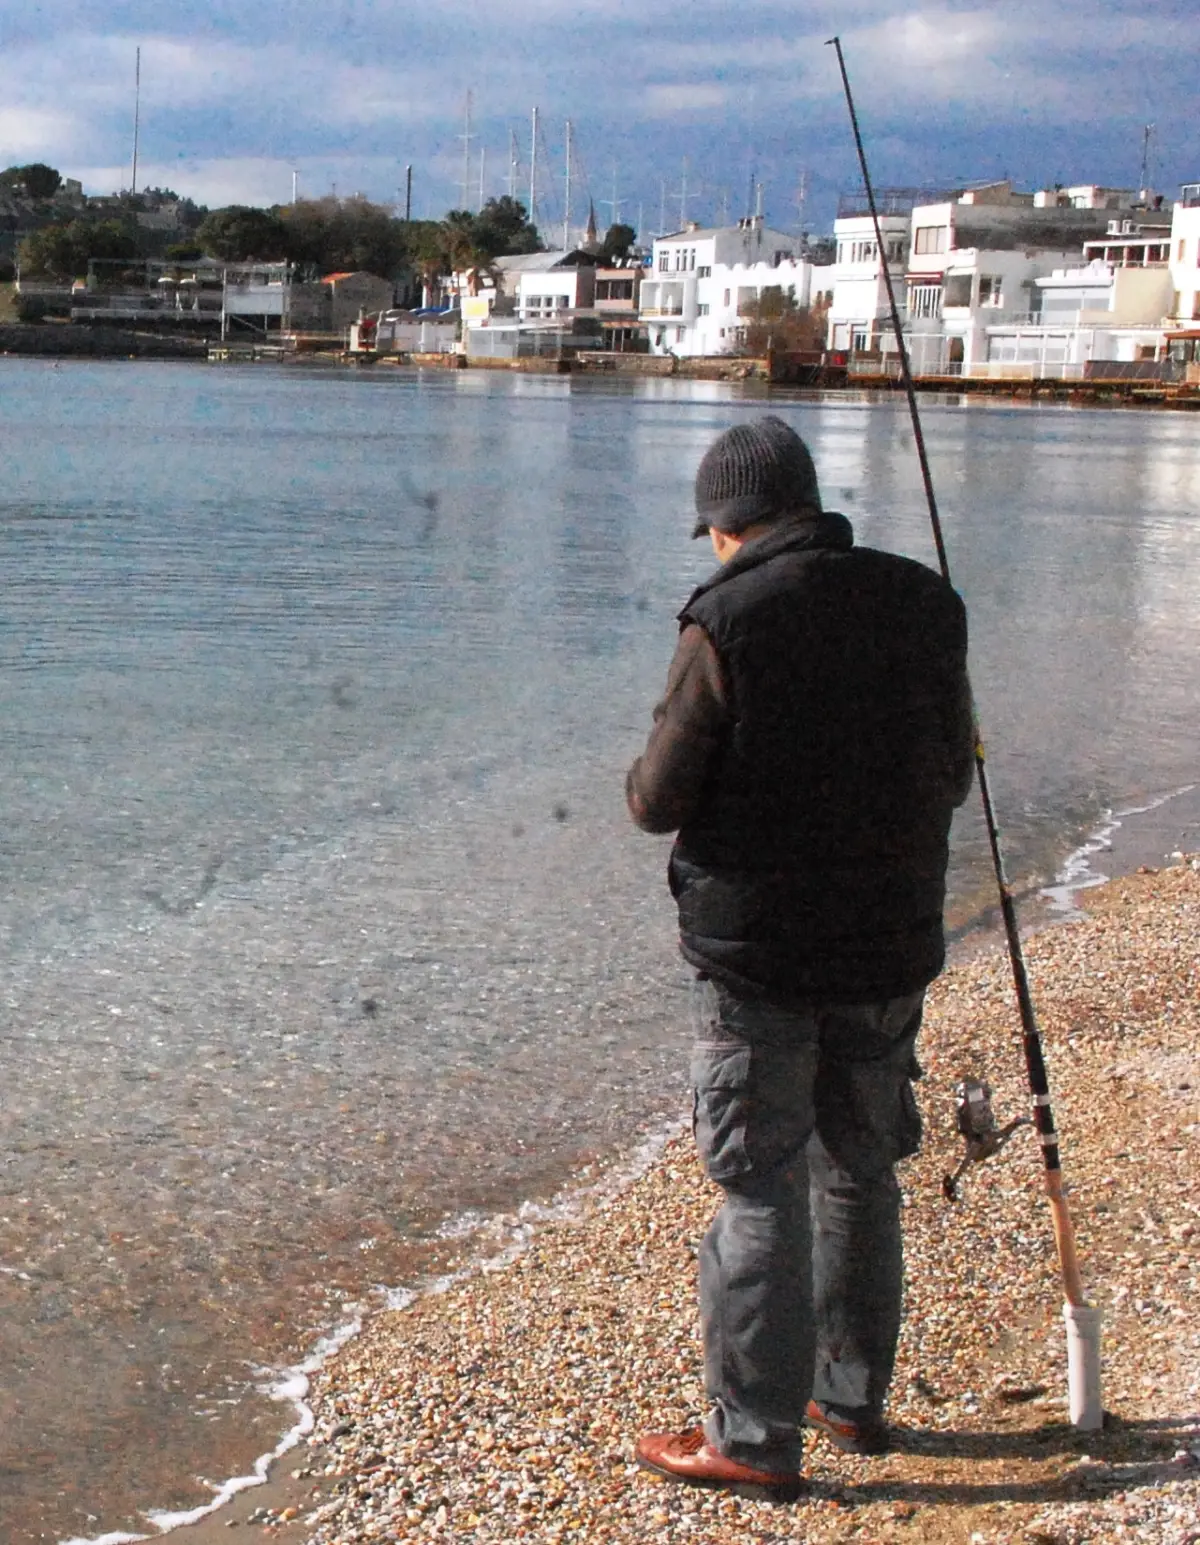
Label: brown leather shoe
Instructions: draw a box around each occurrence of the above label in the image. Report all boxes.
[635,1426,806,1502]
[806,1398,890,1455]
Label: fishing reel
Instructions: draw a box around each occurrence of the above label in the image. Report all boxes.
[942,1077,1031,1201]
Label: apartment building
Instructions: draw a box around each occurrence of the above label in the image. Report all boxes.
[639,218,817,356]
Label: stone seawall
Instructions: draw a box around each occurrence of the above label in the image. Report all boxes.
[0,324,206,359]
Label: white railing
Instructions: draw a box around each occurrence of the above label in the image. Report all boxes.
[963,360,1088,381]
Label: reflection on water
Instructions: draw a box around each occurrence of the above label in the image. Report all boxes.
[0,364,1197,1541]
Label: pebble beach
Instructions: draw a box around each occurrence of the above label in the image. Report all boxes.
[177,854,1200,1545]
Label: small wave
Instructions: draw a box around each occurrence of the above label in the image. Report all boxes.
[60,1116,685,1543]
[1040,783,1197,919]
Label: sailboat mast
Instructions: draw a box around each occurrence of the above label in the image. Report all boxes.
[460,90,474,211]
[530,107,538,226]
[563,120,572,251]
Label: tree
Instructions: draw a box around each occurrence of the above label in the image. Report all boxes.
[599,222,636,262]
[472,196,541,257]
[279,196,411,277]
[737,288,828,356]
[17,219,136,279]
[196,205,287,261]
[1,162,62,200]
[437,210,498,296]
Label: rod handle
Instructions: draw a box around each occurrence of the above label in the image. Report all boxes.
[1047,1169,1086,1307]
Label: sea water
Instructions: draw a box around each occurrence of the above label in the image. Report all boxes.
[0,362,1197,1541]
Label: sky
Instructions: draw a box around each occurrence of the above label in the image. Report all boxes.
[0,1,1196,240]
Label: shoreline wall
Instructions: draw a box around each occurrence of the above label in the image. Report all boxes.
[0,324,206,359]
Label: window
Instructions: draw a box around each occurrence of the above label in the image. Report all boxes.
[837,243,846,264]
[723,289,731,307]
[979,275,1003,307]
[914,225,949,255]
[698,265,712,278]
[658,251,669,272]
[1178,240,1186,262]
[675,327,684,342]
[887,238,905,262]
[849,239,878,263]
[943,274,972,307]
[697,303,710,316]
[908,284,942,318]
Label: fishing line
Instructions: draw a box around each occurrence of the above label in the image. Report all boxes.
[825,35,1102,1429]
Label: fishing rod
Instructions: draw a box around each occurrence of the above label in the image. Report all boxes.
[826,35,1102,1432]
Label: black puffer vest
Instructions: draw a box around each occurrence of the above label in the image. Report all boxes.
[670,513,968,1004]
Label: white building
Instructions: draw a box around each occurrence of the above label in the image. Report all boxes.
[826,200,910,353]
[1168,182,1200,324]
[514,254,596,320]
[901,181,1152,374]
[639,218,817,356]
[977,258,1173,376]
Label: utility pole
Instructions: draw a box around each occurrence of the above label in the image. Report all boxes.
[130,46,141,194]
[530,107,539,226]
[459,90,474,211]
[404,164,412,222]
[563,119,572,251]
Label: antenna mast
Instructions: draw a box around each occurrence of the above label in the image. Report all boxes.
[130,46,141,194]
[674,156,689,227]
[600,162,622,229]
[1139,124,1156,196]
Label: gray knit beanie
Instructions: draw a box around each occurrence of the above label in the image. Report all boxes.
[692,415,822,538]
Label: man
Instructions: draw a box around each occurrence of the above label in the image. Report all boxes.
[627,415,975,1502]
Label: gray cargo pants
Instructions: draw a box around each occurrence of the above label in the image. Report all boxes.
[690,975,924,1469]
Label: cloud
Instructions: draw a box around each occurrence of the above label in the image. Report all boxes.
[0,106,79,159]
[643,84,732,117]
